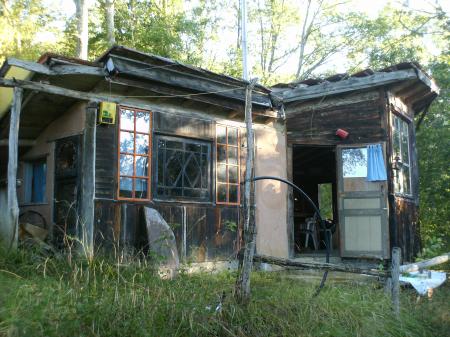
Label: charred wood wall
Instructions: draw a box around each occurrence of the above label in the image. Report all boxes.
[285,90,386,145]
[391,198,420,262]
[93,200,241,262]
[93,108,245,261]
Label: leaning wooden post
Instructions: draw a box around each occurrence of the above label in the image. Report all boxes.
[79,102,97,259]
[4,87,23,250]
[235,78,258,303]
[391,247,401,317]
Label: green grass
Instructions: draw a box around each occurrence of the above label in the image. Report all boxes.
[0,249,448,337]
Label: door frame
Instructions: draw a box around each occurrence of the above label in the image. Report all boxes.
[336,143,390,259]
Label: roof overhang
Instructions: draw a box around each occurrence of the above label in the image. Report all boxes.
[281,63,439,114]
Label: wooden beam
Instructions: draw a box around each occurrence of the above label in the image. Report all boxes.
[0,139,36,146]
[0,77,279,119]
[284,69,418,103]
[252,254,389,277]
[79,103,97,257]
[400,253,449,273]
[110,56,272,108]
[110,77,245,113]
[6,58,105,76]
[0,77,123,103]
[6,87,23,249]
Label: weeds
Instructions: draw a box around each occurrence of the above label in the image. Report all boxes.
[0,247,448,337]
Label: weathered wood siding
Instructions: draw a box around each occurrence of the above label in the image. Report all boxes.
[392,198,420,262]
[93,201,241,262]
[387,91,421,262]
[285,90,385,145]
[95,124,116,200]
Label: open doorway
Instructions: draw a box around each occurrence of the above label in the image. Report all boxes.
[292,145,339,256]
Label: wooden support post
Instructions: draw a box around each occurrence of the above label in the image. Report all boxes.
[79,103,97,258]
[235,78,258,303]
[391,247,401,317]
[3,87,23,249]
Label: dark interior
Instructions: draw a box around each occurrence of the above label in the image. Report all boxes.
[292,145,339,255]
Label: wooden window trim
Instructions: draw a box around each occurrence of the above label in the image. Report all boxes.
[391,113,412,197]
[117,106,152,201]
[216,125,240,205]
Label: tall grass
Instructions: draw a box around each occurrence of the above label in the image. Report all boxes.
[0,247,448,337]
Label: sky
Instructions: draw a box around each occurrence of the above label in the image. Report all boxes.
[39,0,448,79]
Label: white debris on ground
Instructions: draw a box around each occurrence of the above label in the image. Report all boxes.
[400,270,447,296]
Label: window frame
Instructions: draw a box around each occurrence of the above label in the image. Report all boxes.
[153,134,212,202]
[117,106,152,201]
[23,158,47,205]
[216,124,241,206]
[391,112,412,196]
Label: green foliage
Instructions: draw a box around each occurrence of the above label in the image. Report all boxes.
[0,248,449,337]
[416,57,450,253]
[0,0,65,63]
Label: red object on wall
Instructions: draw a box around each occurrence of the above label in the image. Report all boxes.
[336,128,349,139]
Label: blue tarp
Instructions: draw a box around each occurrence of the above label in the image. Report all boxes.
[367,144,387,181]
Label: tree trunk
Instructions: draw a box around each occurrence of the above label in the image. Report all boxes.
[74,0,89,60]
[105,0,116,46]
[235,78,258,303]
[6,87,23,250]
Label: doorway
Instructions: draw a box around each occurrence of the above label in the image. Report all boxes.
[292,145,339,255]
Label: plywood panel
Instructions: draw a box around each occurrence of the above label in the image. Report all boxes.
[254,124,289,258]
[343,178,380,192]
[344,198,380,209]
[344,215,382,251]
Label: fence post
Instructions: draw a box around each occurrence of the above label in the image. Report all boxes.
[391,247,401,317]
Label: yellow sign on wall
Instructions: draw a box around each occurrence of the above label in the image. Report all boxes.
[99,102,117,124]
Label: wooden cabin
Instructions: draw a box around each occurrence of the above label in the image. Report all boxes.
[277,63,439,262]
[0,47,438,264]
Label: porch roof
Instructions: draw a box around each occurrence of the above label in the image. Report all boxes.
[276,62,439,114]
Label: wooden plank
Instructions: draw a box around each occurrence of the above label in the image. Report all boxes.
[0,139,35,146]
[391,247,401,317]
[0,77,277,119]
[79,103,97,257]
[252,254,389,277]
[6,87,23,249]
[110,56,272,108]
[400,253,450,273]
[0,77,123,103]
[284,69,418,103]
[6,57,105,76]
[110,77,246,113]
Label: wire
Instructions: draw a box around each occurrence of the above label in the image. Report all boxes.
[247,176,331,297]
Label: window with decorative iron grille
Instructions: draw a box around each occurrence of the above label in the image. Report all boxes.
[118,106,151,200]
[216,125,240,205]
[154,135,211,201]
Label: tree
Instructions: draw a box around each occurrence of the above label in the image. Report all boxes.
[0,0,63,63]
[74,0,89,59]
[105,0,115,46]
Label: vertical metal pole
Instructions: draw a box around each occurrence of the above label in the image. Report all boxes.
[240,0,249,80]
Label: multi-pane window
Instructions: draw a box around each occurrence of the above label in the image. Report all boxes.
[23,159,47,203]
[118,107,151,200]
[155,135,211,201]
[392,114,411,195]
[216,125,240,205]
